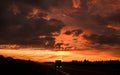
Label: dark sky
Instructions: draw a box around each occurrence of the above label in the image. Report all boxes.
[0,0,120,56]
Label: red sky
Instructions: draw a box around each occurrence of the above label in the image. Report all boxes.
[0,0,120,61]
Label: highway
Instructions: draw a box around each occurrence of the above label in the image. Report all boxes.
[43,63,118,75]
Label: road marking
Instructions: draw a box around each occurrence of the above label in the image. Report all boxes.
[57,70,70,75]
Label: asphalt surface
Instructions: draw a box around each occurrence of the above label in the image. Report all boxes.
[43,63,119,75]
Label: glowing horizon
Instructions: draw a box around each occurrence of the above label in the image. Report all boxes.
[0,49,119,62]
[0,0,120,62]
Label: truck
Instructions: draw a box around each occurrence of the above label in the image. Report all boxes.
[55,60,62,70]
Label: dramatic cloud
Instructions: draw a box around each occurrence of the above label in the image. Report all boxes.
[0,0,65,48]
[72,0,81,8]
[0,0,120,53]
[84,33,120,45]
[64,29,83,36]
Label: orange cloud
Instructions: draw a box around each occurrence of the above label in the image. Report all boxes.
[27,8,39,19]
[107,25,120,30]
[72,0,81,8]
[53,26,89,50]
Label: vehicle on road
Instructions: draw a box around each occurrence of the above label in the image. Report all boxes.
[55,60,62,70]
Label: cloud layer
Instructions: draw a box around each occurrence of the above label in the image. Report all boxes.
[0,0,120,55]
[0,0,66,48]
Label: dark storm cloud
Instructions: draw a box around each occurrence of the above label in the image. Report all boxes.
[63,0,120,51]
[0,0,120,50]
[71,0,120,30]
[64,31,72,35]
[0,0,65,47]
[69,0,120,27]
[106,11,120,23]
[80,0,88,10]
[64,29,83,36]
[9,0,72,10]
[84,33,120,45]
[92,10,120,26]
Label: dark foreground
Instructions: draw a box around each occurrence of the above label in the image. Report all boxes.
[0,55,120,75]
[0,55,63,75]
[61,60,120,75]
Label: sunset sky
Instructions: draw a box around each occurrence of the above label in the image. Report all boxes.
[0,0,120,62]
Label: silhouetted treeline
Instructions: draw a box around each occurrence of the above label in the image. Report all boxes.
[62,59,120,75]
[70,59,120,67]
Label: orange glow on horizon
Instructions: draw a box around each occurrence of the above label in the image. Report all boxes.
[0,49,119,62]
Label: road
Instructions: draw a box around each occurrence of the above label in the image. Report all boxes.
[43,63,118,75]
[61,66,109,75]
[42,62,70,75]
